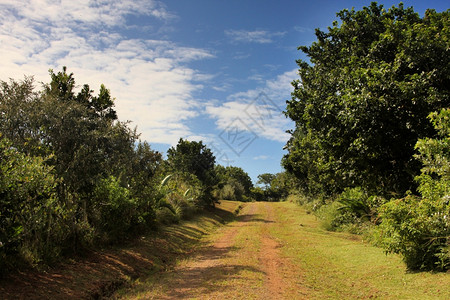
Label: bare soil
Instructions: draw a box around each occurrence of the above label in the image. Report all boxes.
[0,203,237,299]
[1,202,309,299]
[117,202,308,299]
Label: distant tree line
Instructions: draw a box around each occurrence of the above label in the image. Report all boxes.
[0,67,255,274]
[283,2,449,271]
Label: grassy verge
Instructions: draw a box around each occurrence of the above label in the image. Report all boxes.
[271,202,450,299]
[0,200,242,299]
[114,201,260,299]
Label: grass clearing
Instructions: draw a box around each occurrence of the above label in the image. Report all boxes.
[270,201,450,299]
[114,202,265,299]
[5,200,448,299]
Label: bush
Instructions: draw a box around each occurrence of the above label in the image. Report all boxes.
[155,207,179,225]
[0,136,61,271]
[379,109,450,271]
[379,196,449,271]
[92,176,138,242]
[317,201,359,232]
[337,187,386,223]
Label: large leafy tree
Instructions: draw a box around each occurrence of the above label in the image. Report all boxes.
[214,165,253,201]
[167,139,217,206]
[257,173,276,190]
[215,165,253,194]
[0,77,46,156]
[41,67,134,197]
[284,3,449,196]
[167,138,216,183]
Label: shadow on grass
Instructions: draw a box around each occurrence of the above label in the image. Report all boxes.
[0,204,242,300]
[235,213,274,224]
[164,264,264,299]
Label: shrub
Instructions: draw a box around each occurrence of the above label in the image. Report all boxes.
[317,201,359,231]
[379,109,450,271]
[155,207,179,225]
[0,136,61,270]
[379,196,449,271]
[337,187,385,223]
[92,176,137,242]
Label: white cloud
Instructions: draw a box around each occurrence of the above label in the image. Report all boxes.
[293,26,312,33]
[0,0,212,145]
[225,29,286,44]
[205,69,297,143]
[253,155,269,160]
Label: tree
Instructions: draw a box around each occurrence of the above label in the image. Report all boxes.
[0,77,47,156]
[167,139,216,206]
[214,165,253,201]
[40,67,134,198]
[379,108,450,271]
[270,172,297,200]
[284,3,449,197]
[257,173,276,190]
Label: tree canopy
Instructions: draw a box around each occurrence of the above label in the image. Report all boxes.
[283,2,449,197]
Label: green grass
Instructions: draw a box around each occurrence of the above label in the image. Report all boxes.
[114,201,450,299]
[113,200,242,299]
[270,202,450,299]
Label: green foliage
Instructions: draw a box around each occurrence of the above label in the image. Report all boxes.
[167,139,217,206]
[0,136,61,271]
[415,108,450,201]
[156,172,204,223]
[337,187,385,222]
[214,165,253,202]
[315,187,385,233]
[317,201,358,232]
[379,109,450,271]
[0,69,160,270]
[0,67,257,274]
[254,172,300,202]
[167,139,216,184]
[92,176,137,242]
[219,180,245,201]
[256,173,276,190]
[284,3,450,197]
[379,195,449,271]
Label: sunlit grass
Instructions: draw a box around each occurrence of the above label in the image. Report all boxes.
[113,200,242,299]
[115,201,450,299]
[271,202,450,299]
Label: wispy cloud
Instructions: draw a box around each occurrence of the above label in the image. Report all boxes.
[225,29,286,44]
[293,26,313,33]
[253,155,269,160]
[0,0,212,145]
[205,69,296,143]
[232,52,251,60]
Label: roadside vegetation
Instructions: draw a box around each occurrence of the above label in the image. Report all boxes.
[0,2,448,297]
[282,2,449,271]
[0,68,254,274]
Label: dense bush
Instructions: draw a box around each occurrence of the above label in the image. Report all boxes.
[0,136,62,271]
[379,195,449,271]
[1,69,240,273]
[92,176,138,242]
[379,109,450,271]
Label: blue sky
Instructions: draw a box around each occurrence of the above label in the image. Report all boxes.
[0,0,448,183]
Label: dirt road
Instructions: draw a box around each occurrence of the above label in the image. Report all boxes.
[4,201,449,299]
[117,202,308,299]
